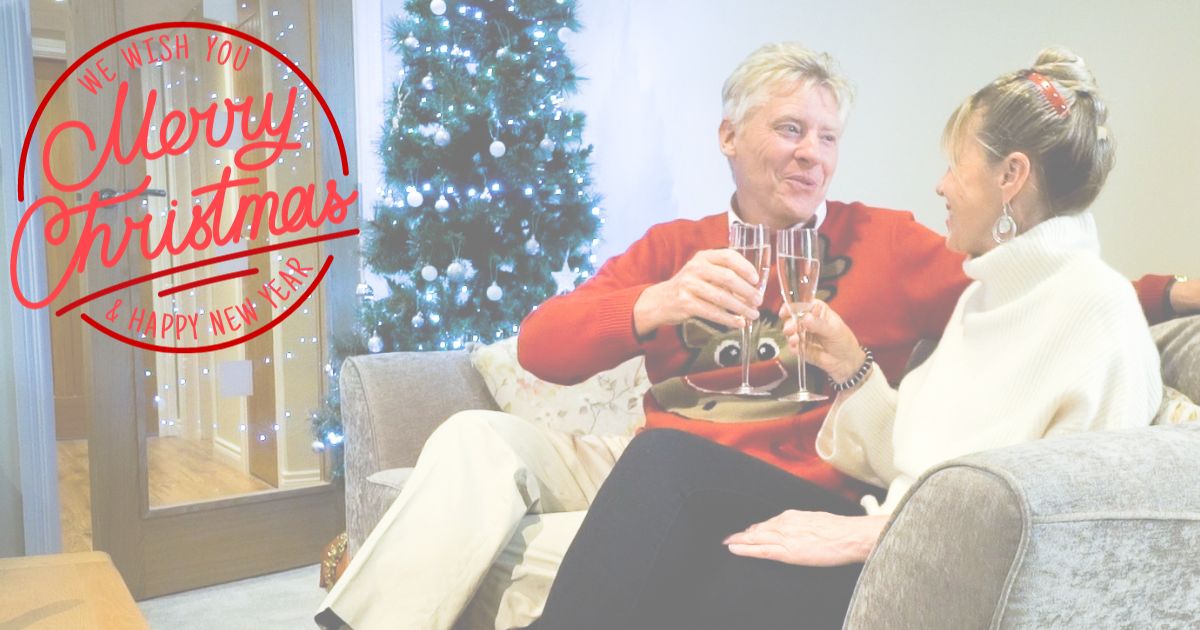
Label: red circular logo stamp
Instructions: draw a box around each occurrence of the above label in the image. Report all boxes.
[12,21,358,353]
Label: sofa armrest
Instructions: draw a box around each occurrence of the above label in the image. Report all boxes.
[845,423,1200,629]
[341,350,498,551]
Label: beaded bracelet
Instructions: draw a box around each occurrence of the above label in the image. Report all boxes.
[829,347,874,392]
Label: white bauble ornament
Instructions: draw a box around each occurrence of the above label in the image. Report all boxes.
[538,136,556,152]
[496,46,508,58]
[489,140,507,158]
[421,265,439,281]
[465,62,478,75]
[433,128,451,147]
[312,440,326,453]
[434,195,450,212]
[411,312,425,328]
[558,27,573,42]
[525,236,541,255]
[421,75,435,90]
[486,282,503,301]
[430,0,446,16]
[367,333,384,353]
[446,260,466,281]
[404,33,419,49]
[479,189,493,202]
[406,189,425,207]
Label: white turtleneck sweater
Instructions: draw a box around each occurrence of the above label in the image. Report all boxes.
[816,212,1163,515]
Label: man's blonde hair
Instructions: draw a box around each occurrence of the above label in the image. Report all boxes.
[721,42,855,127]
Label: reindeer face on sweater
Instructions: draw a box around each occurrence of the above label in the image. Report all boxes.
[679,313,787,374]
[649,312,823,423]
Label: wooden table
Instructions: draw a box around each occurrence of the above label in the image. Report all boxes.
[0,551,149,629]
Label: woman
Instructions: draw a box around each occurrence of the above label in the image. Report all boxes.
[523,47,1163,630]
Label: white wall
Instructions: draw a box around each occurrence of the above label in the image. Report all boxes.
[566,0,1200,279]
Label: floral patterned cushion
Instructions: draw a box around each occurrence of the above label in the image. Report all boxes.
[469,337,650,436]
[1152,314,1200,403]
[1150,315,1200,426]
[1154,386,1200,426]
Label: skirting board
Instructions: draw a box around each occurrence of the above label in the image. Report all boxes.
[212,434,242,468]
[278,468,322,489]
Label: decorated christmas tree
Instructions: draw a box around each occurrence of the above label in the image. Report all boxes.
[312,0,602,467]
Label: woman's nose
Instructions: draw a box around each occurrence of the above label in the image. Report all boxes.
[935,170,949,197]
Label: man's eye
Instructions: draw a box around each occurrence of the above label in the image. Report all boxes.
[821,134,838,143]
[778,124,801,135]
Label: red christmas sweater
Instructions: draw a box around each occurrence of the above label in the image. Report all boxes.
[518,201,1174,500]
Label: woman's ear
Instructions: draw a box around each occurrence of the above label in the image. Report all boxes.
[999,151,1032,202]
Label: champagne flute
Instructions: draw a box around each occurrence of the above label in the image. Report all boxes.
[776,226,828,402]
[722,222,773,396]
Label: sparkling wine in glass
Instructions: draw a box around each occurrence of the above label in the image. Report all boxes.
[777,227,828,402]
[723,222,773,396]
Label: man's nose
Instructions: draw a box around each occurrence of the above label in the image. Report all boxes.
[792,133,818,163]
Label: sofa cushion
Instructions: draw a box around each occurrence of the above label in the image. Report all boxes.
[1154,386,1200,426]
[469,337,649,436]
[1151,314,1200,402]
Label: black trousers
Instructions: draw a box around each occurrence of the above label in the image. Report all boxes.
[525,429,866,630]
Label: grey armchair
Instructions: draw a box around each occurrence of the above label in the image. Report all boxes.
[340,316,1200,629]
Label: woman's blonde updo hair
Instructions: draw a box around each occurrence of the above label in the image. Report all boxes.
[943,46,1114,216]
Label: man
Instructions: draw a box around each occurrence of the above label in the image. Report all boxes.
[318,42,1195,630]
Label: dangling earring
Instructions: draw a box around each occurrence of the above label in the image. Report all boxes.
[992,202,1018,243]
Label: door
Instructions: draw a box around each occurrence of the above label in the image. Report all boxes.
[25,0,357,598]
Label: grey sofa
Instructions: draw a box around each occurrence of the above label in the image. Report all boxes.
[340,316,1200,629]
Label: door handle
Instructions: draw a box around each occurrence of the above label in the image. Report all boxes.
[98,187,169,200]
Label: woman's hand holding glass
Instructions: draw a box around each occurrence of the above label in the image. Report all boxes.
[776,226,827,401]
[781,300,867,387]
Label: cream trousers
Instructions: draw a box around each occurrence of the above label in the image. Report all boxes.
[319,410,631,630]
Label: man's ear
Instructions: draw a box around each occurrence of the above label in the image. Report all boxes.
[719,119,736,158]
[1000,151,1032,202]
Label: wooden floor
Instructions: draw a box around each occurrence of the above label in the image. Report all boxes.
[58,438,275,553]
[0,552,148,629]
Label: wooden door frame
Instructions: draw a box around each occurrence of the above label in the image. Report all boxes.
[14,0,358,598]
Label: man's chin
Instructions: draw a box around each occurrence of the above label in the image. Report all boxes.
[776,200,820,227]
